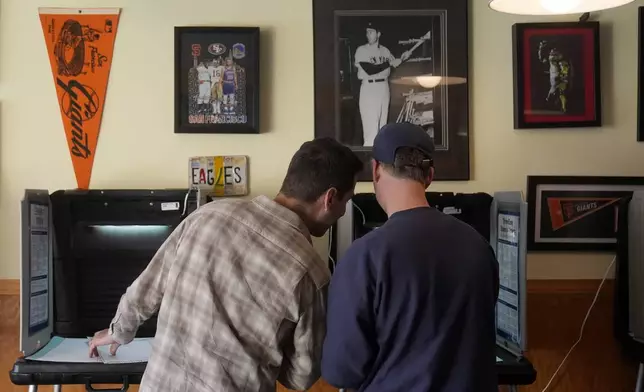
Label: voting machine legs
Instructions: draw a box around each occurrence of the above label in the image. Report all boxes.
[332,192,537,388]
[28,386,61,392]
[12,189,198,391]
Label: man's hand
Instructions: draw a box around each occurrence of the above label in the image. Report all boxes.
[88,329,121,358]
[392,58,402,67]
[401,51,411,62]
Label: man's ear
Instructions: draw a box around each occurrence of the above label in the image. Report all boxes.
[372,160,380,183]
[323,187,338,211]
[424,167,435,189]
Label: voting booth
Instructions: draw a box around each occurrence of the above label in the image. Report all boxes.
[11,189,199,391]
[331,191,536,390]
[615,191,644,388]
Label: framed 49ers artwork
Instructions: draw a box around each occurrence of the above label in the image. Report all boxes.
[174,26,260,134]
[313,0,470,181]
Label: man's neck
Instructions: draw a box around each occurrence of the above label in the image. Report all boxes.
[274,193,315,232]
[382,182,429,217]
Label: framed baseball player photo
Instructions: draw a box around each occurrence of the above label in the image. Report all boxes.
[174,26,260,134]
[313,0,470,181]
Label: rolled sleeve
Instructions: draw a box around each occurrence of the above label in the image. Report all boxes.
[278,279,327,390]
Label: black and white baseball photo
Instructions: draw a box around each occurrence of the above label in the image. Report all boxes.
[335,11,444,148]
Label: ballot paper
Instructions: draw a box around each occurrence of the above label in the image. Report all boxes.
[97,337,153,364]
[26,336,153,364]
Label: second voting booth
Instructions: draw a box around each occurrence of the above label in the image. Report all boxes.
[331,191,537,390]
[615,191,644,390]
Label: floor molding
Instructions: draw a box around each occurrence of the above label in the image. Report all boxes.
[0,279,19,296]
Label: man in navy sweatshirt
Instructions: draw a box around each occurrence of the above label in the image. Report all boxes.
[321,122,499,392]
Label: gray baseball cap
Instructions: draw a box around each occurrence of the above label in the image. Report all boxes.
[372,122,435,164]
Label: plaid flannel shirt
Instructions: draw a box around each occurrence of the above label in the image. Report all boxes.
[109,195,330,392]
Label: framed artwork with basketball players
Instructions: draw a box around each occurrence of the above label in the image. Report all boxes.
[512,22,601,129]
[174,26,260,134]
[313,0,470,181]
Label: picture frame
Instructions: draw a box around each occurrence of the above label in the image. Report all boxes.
[313,0,470,181]
[638,7,644,142]
[174,26,260,134]
[526,176,644,252]
[512,22,601,130]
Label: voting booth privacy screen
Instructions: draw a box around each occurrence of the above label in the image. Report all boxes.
[333,191,528,359]
[490,192,528,358]
[615,191,644,361]
[20,189,199,357]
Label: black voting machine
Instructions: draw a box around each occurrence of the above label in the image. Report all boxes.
[330,192,537,389]
[11,189,199,391]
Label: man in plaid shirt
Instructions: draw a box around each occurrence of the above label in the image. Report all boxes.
[89,138,363,391]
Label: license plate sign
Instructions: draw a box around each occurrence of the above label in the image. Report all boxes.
[189,155,249,196]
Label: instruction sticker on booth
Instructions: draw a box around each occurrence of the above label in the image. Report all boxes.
[189,156,249,197]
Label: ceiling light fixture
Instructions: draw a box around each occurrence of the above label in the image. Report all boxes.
[488,0,634,15]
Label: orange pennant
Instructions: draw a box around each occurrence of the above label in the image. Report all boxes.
[39,8,121,189]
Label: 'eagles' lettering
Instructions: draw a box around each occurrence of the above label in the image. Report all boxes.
[191,168,214,185]
[215,166,238,186]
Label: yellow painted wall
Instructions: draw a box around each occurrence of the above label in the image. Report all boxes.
[0,0,641,279]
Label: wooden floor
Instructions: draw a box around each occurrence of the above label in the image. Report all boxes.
[0,280,639,391]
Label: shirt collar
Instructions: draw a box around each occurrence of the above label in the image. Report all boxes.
[252,195,312,242]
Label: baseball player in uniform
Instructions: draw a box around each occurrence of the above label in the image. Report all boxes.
[355,23,411,147]
[196,61,212,112]
[222,57,238,114]
[210,58,225,114]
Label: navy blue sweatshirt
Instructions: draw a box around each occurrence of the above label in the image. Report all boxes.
[321,207,499,392]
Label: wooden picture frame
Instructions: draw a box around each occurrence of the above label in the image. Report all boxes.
[174,26,260,134]
[526,176,644,252]
[313,0,470,181]
[512,22,601,129]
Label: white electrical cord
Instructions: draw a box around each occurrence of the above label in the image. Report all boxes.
[353,200,367,226]
[328,225,336,271]
[181,187,194,217]
[540,255,616,392]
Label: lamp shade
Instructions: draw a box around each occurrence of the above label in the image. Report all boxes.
[394,75,467,88]
[488,0,634,15]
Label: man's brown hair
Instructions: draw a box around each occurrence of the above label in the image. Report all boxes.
[279,137,363,202]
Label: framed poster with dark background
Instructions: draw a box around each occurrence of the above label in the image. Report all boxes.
[174,26,260,134]
[512,22,601,130]
[526,176,644,252]
[313,0,469,181]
